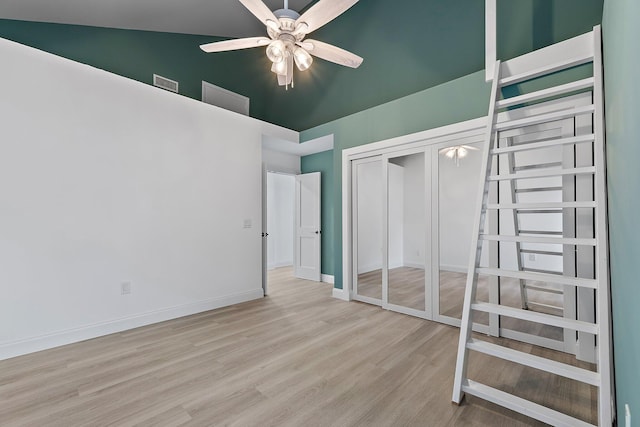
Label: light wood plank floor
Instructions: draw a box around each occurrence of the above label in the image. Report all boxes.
[358,267,565,340]
[0,267,596,426]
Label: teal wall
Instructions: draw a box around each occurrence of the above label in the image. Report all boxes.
[300,70,491,286]
[301,150,334,276]
[602,0,640,422]
[0,0,603,131]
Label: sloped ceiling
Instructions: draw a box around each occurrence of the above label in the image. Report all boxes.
[0,0,314,37]
[0,0,604,131]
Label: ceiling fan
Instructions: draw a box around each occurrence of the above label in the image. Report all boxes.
[200,0,363,89]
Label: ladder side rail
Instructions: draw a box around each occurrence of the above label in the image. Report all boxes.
[504,136,529,309]
[592,24,614,427]
[452,60,502,404]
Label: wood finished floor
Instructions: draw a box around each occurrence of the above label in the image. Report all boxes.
[358,267,565,340]
[0,267,596,426]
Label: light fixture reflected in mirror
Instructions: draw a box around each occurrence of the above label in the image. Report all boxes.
[442,145,478,166]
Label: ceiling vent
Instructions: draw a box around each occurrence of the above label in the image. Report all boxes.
[153,74,179,93]
[202,81,250,116]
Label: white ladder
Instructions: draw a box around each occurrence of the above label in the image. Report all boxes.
[505,135,566,315]
[452,26,613,427]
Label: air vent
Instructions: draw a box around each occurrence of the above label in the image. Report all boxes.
[202,81,250,116]
[153,74,179,93]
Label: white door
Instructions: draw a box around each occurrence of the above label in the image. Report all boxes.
[295,172,321,281]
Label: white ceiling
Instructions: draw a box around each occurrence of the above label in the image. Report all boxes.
[0,0,315,38]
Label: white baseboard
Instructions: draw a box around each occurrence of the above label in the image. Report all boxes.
[403,262,425,269]
[332,287,350,301]
[440,264,467,273]
[268,261,293,270]
[322,274,335,284]
[0,288,264,361]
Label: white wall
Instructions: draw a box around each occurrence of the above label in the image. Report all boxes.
[356,161,403,273]
[394,154,426,268]
[267,173,295,269]
[356,161,383,273]
[438,144,484,272]
[262,148,300,175]
[0,38,298,360]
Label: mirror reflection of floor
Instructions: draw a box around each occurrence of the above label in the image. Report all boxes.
[357,268,565,340]
[356,267,428,311]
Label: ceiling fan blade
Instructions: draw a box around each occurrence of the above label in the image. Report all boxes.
[200,36,270,53]
[294,0,358,35]
[301,40,363,68]
[239,0,279,27]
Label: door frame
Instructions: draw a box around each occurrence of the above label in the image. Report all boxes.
[262,169,297,296]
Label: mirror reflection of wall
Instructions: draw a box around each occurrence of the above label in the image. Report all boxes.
[388,152,426,311]
[267,172,295,271]
[356,160,383,300]
[438,142,486,322]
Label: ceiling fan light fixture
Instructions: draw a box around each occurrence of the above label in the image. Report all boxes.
[293,47,313,71]
[266,40,286,63]
[272,53,289,75]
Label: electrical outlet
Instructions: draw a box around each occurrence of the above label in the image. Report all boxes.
[121,282,132,295]
[528,253,536,261]
[243,219,252,229]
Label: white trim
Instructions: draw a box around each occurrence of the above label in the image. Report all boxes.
[485,0,496,82]
[343,117,487,159]
[322,274,335,284]
[268,261,294,270]
[439,264,467,273]
[0,289,264,361]
[331,287,350,301]
[402,262,425,269]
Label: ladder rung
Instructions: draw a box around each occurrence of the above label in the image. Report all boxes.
[513,162,562,171]
[495,105,595,131]
[518,230,564,236]
[499,54,594,87]
[520,249,563,256]
[527,301,565,312]
[487,201,596,210]
[491,134,595,155]
[480,234,595,246]
[515,186,563,193]
[488,166,596,181]
[475,267,598,288]
[472,302,598,334]
[467,339,600,386]
[496,77,595,109]
[524,284,563,294]
[522,267,564,276]
[461,379,596,427]
[516,209,563,214]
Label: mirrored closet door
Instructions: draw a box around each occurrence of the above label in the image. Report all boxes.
[384,150,430,317]
[352,158,384,305]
